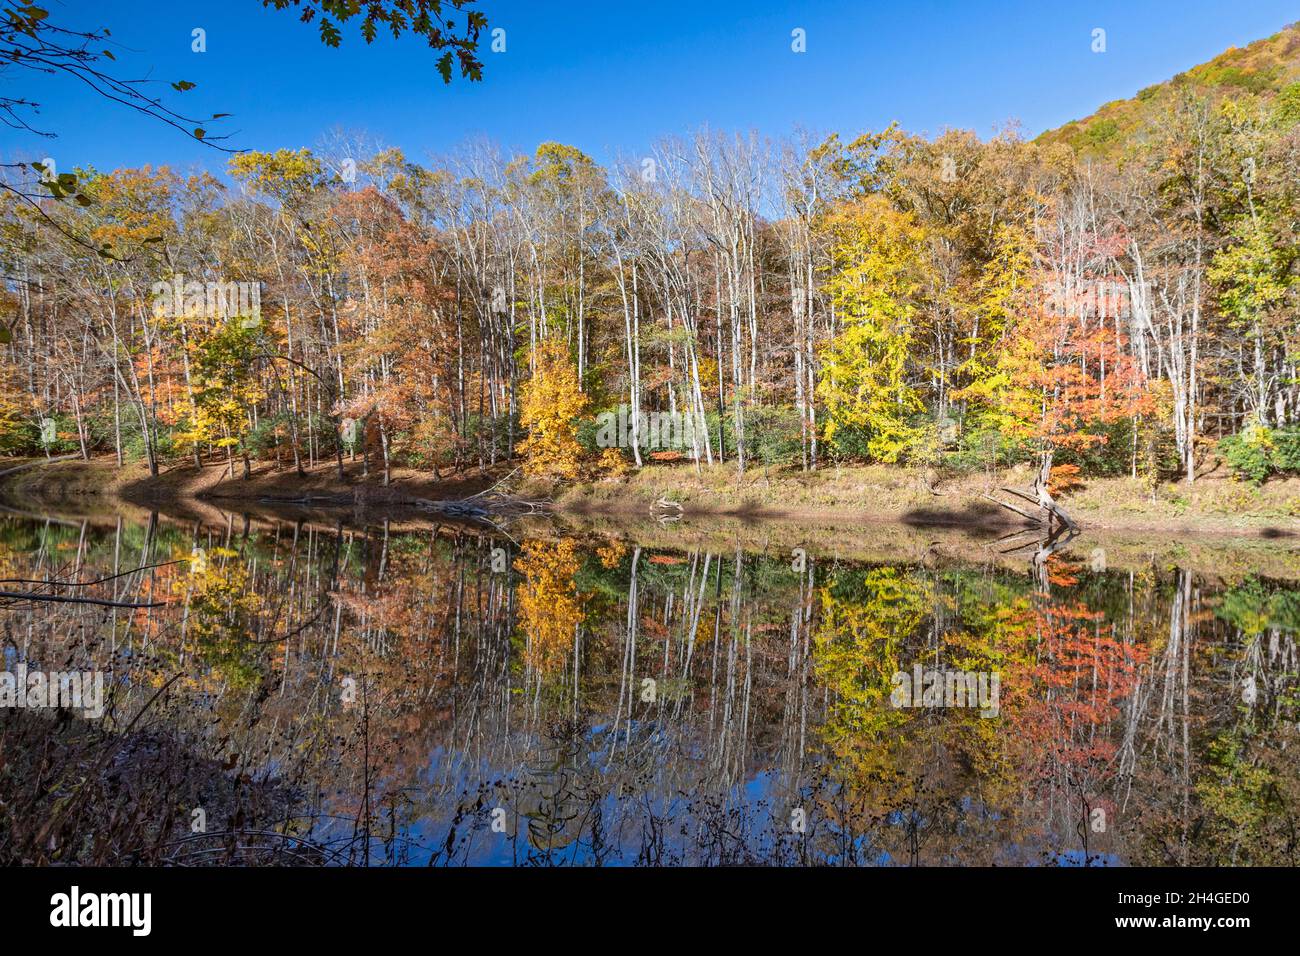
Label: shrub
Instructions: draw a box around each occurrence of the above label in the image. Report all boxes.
[595,446,629,478]
[243,413,294,459]
[942,426,1032,473]
[705,406,803,466]
[0,412,83,456]
[1219,422,1300,484]
[576,407,611,454]
[121,425,176,464]
[740,405,803,466]
[0,417,42,455]
[1272,427,1300,472]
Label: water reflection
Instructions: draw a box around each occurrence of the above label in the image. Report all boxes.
[1,509,1297,866]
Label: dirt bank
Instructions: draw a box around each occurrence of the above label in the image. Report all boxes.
[2,455,1298,540]
[3,456,1297,583]
[0,455,498,510]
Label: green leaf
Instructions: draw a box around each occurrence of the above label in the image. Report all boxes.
[193,127,206,140]
[171,80,196,92]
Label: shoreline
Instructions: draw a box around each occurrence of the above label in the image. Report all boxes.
[1,456,1297,583]
[2,455,1298,538]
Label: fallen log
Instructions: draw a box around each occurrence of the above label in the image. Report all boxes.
[0,453,79,479]
[414,500,492,519]
[412,492,552,521]
[255,494,351,505]
[983,451,1078,534]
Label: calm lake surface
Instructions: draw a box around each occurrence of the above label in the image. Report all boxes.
[3,504,1298,866]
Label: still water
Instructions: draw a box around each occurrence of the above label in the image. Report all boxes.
[2,506,1297,866]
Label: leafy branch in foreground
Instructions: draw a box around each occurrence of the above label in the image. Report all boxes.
[1,0,233,147]
[1,0,489,259]
[261,0,487,83]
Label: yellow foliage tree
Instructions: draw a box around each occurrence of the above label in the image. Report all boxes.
[0,375,31,452]
[951,223,1040,442]
[517,338,588,478]
[170,319,266,473]
[816,196,928,462]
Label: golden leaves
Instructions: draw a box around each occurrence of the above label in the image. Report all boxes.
[515,538,585,676]
[517,338,588,479]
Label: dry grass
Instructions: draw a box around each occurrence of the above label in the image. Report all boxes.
[4,455,1299,540]
[546,460,1300,535]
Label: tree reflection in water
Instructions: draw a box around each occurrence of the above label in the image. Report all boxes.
[0,510,1297,866]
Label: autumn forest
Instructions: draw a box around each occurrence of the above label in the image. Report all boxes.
[2,1,1300,899]
[4,26,1299,493]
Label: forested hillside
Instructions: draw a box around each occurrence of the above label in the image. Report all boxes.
[1038,22,1300,156]
[2,24,1298,489]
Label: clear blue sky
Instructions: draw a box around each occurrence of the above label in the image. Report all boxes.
[7,0,1298,176]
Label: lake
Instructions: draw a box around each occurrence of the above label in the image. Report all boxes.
[2,502,1297,866]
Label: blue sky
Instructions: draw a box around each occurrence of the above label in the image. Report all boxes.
[7,0,1298,176]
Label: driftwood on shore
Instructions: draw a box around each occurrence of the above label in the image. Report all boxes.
[981,451,1079,535]
[251,490,551,522]
[249,468,552,523]
[0,453,80,480]
[406,468,553,522]
[650,496,684,524]
[981,452,1082,588]
[411,493,552,521]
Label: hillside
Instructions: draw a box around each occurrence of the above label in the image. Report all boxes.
[1036,21,1300,155]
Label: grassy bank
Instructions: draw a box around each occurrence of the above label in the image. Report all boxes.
[548,460,1300,537]
[2,455,1298,583]
[3,454,1299,539]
